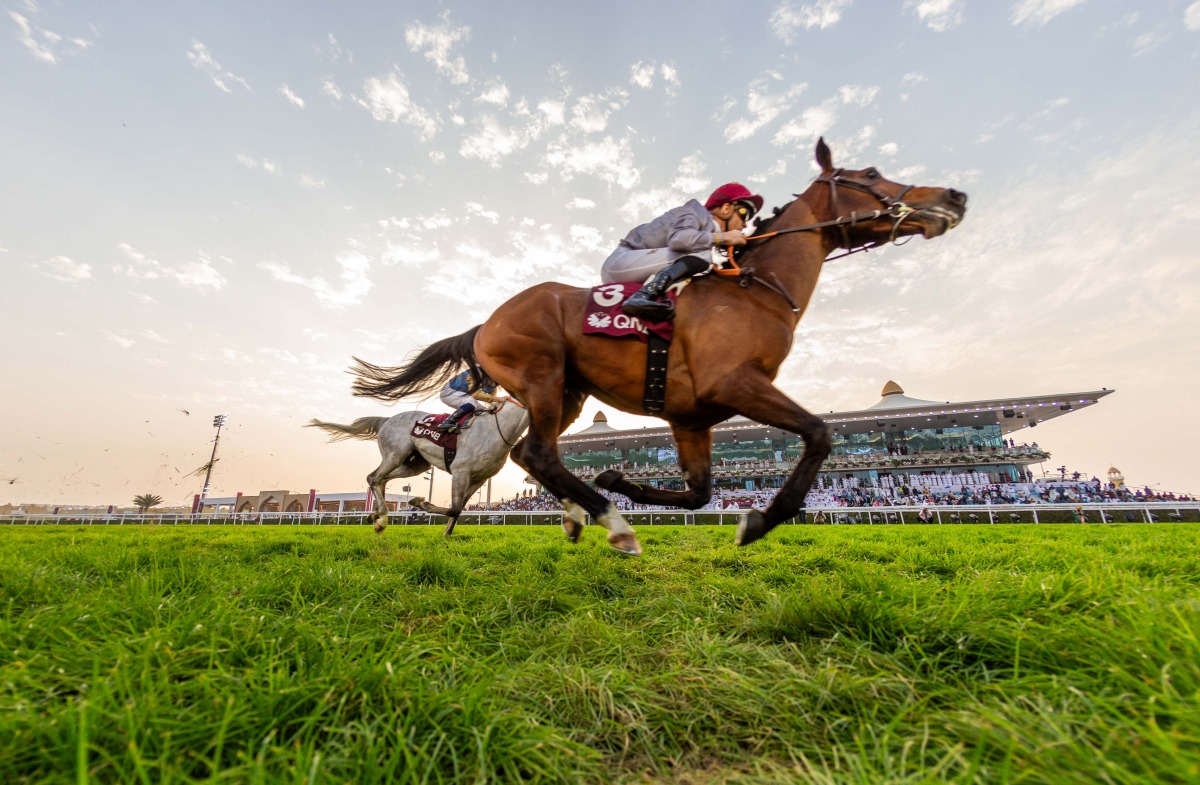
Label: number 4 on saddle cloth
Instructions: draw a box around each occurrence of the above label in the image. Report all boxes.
[582,282,679,415]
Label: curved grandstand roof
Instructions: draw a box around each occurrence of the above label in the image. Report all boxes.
[559,381,1114,450]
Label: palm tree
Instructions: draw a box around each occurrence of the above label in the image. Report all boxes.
[133,494,163,514]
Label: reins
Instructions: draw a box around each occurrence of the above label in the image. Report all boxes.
[711,170,922,312]
[491,397,526,447]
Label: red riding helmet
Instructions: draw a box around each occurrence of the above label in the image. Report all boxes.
[705,182,764,214]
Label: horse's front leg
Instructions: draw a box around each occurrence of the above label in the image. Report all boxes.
[508,397,641,556]
[703,366,831,546]
[595,425,713,509]
[442,471,483,537]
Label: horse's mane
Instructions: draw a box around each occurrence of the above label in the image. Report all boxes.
[749,200,795,238]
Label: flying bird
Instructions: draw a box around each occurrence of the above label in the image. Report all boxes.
[178,409,190,416]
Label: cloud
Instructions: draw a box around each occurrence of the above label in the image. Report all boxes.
[838,84,879,106]
[569,89,629,133]
[1011,0,1087,27]
[39,255,92,282]
[236,154,280,174]
[356,71,439,140]
[630,61,655,89]
[567,197,596,210]
[477,78,509,106]
[544,135,640,189]
[723,74,808,143]
[619,152,709,222]
[464,201,499,223]
[114,242,226,291]
[260,250,372,308]
[321,77,343,101]
[1188,2,1200,31]
[629,61,681,93]
[1132,27,1170,56]
[187,41,250,93]
[904,0,964,32]
[459,114,545,165]
[8,10,91,64]
[405,12,470,84]
[103,330,135,349]
[773,99,839,146]
[279,84,305,107]
[299,174,325,188]
[9,11,56,63]
[772,0,853,41]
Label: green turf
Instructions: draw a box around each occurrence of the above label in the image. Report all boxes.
[1,524,1198,784]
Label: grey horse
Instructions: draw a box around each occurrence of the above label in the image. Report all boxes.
[308,398,529,535]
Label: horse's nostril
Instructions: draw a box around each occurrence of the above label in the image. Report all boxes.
[948,189,968,205]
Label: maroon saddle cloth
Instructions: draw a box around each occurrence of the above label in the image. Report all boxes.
[582,282,677,342]
[410,414,461,450]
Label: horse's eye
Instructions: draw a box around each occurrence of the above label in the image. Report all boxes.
[865,168,880,180]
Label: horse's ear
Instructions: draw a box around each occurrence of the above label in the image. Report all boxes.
[815,136,834,173]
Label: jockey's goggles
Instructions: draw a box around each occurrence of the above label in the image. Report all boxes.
[734,200,757,220]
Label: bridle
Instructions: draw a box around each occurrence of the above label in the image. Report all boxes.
[812,168,918,258]
[713,169,922,312]
[491,397,527,447]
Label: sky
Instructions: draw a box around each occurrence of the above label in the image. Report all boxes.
[3,0,1199,509]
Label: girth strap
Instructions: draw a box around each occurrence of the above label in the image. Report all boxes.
[643,332,670,415]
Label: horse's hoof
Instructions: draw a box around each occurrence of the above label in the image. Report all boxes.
[735,510,770,547]
[442,521,456,537]
[607,531,642,556]
[594,470,624,491]
[373,522,387,534]
[562,517,583,544]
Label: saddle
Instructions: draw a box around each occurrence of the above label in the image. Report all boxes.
[582,282,678,416]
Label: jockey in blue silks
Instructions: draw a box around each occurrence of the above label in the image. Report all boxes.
[437,368,499,432]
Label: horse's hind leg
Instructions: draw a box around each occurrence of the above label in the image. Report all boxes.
[509,390,641,556]
[442,470,483,537]
[371,449,431,534]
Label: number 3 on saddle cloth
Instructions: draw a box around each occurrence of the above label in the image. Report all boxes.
[582,282,679,415]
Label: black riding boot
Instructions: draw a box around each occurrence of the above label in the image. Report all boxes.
[438,403,475,432]
[620,256,710,322]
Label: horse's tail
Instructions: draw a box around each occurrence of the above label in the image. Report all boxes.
[306,416,390,443]
[350,325,481,402]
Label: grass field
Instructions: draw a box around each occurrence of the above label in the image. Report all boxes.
[2,524,1199,784]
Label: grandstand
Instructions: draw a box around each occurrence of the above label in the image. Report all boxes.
[545,381,1119,510]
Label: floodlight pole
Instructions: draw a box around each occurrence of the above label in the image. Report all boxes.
[198,414,227,513]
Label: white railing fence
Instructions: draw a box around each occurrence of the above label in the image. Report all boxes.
[1,502,1196,526]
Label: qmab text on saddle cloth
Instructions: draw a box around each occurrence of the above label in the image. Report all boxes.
[582,282,678,342]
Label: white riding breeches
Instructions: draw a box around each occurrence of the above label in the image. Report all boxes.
[600,246,686,284]
[440,389,479,410]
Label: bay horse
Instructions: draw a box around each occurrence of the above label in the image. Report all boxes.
[307,398,529,536]
[350,138,966,555]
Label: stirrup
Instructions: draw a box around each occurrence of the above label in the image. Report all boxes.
[621,297,675,321]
